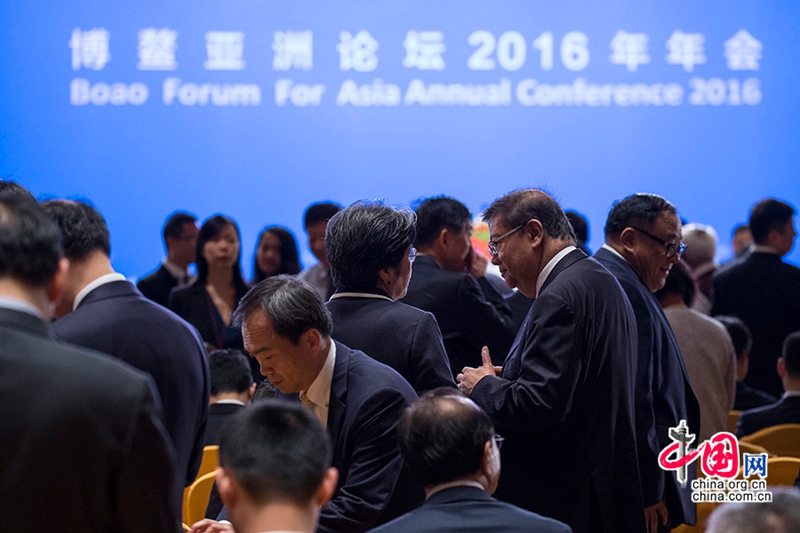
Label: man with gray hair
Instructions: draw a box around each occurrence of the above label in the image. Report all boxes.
[681,223,717,314]
[705,489,800,533]
[206,276,422,533]
[458,189,643,533]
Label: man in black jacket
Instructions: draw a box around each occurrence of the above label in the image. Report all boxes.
[137,211,198,307]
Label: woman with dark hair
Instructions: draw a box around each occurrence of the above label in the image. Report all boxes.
[251,226,302,284]
[324,201,455,394]
[169,215,250,351]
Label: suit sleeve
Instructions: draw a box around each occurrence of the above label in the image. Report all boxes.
[116,377,179,533]
[317,389,412,533]
[457,276,517,366]
[470,291,583,433]
[409,312,457,391]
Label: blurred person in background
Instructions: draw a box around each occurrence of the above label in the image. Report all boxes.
[251,225,302,284]
[138,211,198,307]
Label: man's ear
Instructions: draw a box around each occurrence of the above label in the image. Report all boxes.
[303,328,322,354]
[247,383,256,402]
[524,219,545,249]
[777,357,786,379]
[46,257,69,305]
[619,227,638,253]
[216,467,238,508]
[316,467,339,507]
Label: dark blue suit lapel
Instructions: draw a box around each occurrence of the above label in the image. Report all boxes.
[326,341,348,449]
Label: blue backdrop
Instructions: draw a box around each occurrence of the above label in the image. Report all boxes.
[2,1,798,278]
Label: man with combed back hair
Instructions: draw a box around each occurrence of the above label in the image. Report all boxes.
[459,189,644,533]
[370,389,571,533]
[0,199,177,532]
[213,401,339,533]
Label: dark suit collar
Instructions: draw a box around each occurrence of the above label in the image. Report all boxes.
[326,340,351,448]
[539,248,587,294]
[0,307,49,337]
[333,286,392,299]
[425,485,492,505]
[414,254,441,270]
[595,246,644,282]
[77,280,139,309]
[209,402,246,414]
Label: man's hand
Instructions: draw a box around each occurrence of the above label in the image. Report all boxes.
[188,519,235,533]
[467,247,488,278]
[457,347,500,395]
[644,501,668,533]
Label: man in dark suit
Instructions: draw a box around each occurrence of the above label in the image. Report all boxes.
[371,389,571,533]
[206,349,255,446]
[137,211,198,307]
[324,201,454,394]
[736,331,800,437]
[197,276,421,533]
[594,193,700,532]
[401,197,516,375]
[712,198,800,398]
[0,199,177,532]
[459,190,644,533]
[43,200,209,499]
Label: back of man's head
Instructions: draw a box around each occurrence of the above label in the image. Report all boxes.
[564,210,589,245]
[397,389,495,489]
[41,200,110,260]
[303,202,342,230]
[233,275,332,345]
[655,261,695,307]
[604,193,676,238]
[0,180,37,204]
[681,223,717,268]
[749,198,795,245]
[163,212,196,243]
[218,401,331,507]
[706,489,800,533]
[209,349,254,397]
[715,315,752,360]
[483,189,575,242]
[781,331,800,379]
[413,197,471,249]
[0,200,62,288]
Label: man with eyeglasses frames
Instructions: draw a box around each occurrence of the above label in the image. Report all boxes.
[594,193,700,533]
[458,189,644,533]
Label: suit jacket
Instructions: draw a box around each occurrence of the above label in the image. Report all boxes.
[736,395,800,438]
[282,341,422,533]
[204,402,245,447]
[734,381,778,412]
[50,281,209,491]
[711,252,800,397]
[595,248,700,528]
[137,263,180,308]
[326,289,455,394]
[368,485,572,533]
[1,307,177,533]
[168,280,248,351]
[401,255,517,375]
[471,249,644,533]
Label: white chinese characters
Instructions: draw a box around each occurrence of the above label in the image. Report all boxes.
[272,31,313,71]
[69,28,111,71]
[724,30,762,71]
[403,31,446,71]
[337,30,379,72]
[204,32,246,71]
[666,30,706,72]
[609,30,650,72]
[138,28,178,71]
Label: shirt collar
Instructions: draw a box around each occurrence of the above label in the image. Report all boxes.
[163,260,190,281]
[0,296,45,320]
[426,480,485,498]
[782,391,800,399]
[536,245,576,295]
[751,244,780,255]
[302,341,336,421]
[602,243,627,261]
[214,399,247,406]
[73,273,127,311]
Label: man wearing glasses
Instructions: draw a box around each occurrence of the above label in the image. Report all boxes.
[458,190,644,533]
[595,193,700,533]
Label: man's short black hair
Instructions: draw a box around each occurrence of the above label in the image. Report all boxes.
[782,331,800,378]
[209,349,253,396]
[482,189,575,241]
[41,200,110,260]
[0,200,62,287]
[303,202,342,229]
[655,261,695,307]
[732,224,750,237]
[326,201,416,290]
[219,401,330,505]
[604,193,677,237]
[0,180,37,204]
[413,197,471,248]
[715,316,752,360]
[397,388,494,488]
[163,212,196,242]
[233,275,332,345]
[748,198,795,244]
[565,210,589,244]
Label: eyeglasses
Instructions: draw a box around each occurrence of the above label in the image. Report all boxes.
[408,247,417,263]
[630,227,687,258]
[487,225,524,256]
[493,434,505,450]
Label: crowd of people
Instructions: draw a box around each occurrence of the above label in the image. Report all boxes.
[1,177,799,533]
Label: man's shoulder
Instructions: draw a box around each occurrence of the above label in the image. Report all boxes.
[336,342,416,399]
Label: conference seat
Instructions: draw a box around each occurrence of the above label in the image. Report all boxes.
[184,472,218,526]
[726,410,740,434]
[764,457,800,487]
[183,445,220,523]
[740,424,800,458]
[671,502,717,533]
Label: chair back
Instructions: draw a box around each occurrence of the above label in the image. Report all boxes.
[671,501,718,533]
[727,410,740,434]
[764,457,800,487]
[740,424,800,458]
[183,445,220,523]
[184,471,218,526]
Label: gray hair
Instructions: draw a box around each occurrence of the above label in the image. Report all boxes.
[706,489,800,533]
